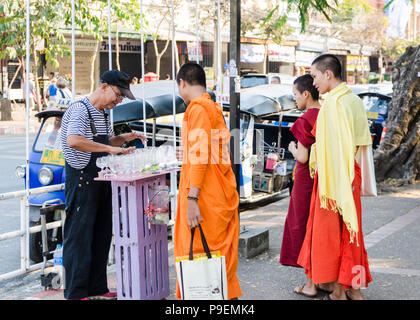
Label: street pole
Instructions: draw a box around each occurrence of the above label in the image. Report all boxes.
[229,0,241,195]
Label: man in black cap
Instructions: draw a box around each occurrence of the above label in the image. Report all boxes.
[61,70,147,300]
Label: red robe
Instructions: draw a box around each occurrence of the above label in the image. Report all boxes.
[280,108,319,267]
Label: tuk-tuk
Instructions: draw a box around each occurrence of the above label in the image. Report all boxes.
[348,84,392,149]
[222,84,301,204]
[15,107,67,263]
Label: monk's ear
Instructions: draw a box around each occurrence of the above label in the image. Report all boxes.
[325,69,334,81]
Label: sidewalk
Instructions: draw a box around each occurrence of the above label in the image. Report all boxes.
[0,103,41,135]
[0,182,419,300]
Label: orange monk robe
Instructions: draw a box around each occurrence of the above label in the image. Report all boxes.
[174,93,241,300]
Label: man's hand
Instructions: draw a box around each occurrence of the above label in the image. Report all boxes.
[122,131,148,145]
[187,199,203,228]
[108,146,135,155]
[176,147,183,162]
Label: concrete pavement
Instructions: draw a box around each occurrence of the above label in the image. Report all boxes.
[0,182,419,300]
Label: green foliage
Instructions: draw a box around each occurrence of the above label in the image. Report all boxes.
[382,37,420,60]
[284,0,338,32]
[0,0,148,69]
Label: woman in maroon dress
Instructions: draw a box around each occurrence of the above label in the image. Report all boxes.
[279,74,321,297]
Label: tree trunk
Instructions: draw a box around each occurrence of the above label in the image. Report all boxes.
[116,23,120,71]
[31,45,42,112]
[90,40,100,92]
[373,45,420,186]
[153,38,170,78]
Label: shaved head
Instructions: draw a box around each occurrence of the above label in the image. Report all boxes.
[176,62,207,89]
[312,54,342,80]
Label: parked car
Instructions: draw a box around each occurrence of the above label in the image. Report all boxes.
[240,73,269,88]
[221,84,301,203]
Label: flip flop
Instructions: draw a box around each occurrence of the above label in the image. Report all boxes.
[345,291,353,300]
[294,285,317,298]
[315,284,333,294]
[322,293,332,300]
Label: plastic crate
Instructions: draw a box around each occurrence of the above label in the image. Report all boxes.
[110,173,170,300]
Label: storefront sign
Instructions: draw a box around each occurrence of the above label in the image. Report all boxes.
[49,38,142,53]
[100,39,142,53]
[268,44,295,63]
[187,41,203,61]
[346,55,370,72]
[295,50,318,67]
[240,44,265,63]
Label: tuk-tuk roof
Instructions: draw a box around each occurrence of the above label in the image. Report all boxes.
[222,84,297,117]
[357,91,392,101]
[108,80,216,124]
[348,83,393,97]
[241,84,296,111]
[238,92,282,117]
[34,109,66,119]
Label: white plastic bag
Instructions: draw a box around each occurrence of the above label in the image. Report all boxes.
[175,225,228,300]
[355,145,377,197]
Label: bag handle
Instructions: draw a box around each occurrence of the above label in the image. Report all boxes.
[189,224,212,261]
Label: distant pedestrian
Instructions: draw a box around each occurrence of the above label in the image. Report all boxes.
[270,76,281,84]
[164,74,171,80]
[279,74,320,297]
[22,73,36,111]
[46,76,58,106]
[297,54,373,300]
[131,76,138,85]
[56,77,72,100]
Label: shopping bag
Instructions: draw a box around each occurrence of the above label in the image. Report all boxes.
[355,145,377,197]
[175,224,228,300]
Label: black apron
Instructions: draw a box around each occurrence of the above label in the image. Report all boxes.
[63,100,113,299]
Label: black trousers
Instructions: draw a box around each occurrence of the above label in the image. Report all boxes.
[63,165,112,299]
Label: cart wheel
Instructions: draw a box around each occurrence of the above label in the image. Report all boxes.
[51,273,61,290]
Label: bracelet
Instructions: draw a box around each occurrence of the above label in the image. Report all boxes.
[187,195,199,201]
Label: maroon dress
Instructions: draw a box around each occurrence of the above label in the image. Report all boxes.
[280,108,319,267]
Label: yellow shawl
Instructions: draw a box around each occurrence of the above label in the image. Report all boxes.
[309,83,372,244]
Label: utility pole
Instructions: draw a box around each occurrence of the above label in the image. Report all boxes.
[229,0,241,194]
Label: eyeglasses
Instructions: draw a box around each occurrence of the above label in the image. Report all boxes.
[109,85,125,101]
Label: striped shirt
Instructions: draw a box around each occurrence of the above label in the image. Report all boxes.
[61,97,114,169]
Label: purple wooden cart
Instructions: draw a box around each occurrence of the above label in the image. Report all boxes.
[97,170,177,300]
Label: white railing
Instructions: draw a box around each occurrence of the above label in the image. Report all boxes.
[0,184,65,282]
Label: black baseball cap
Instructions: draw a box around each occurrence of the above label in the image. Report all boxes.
[100,70,136,100]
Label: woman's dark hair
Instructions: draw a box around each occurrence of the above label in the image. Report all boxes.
[176,63,206,88]
[293,74,319,100]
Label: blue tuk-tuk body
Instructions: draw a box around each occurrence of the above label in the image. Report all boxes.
[29,110,66,208]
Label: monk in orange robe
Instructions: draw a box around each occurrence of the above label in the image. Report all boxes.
[297,54,373,300]
[173,62,241,300]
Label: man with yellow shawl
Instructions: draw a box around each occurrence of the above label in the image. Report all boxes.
[174,63,241,300]
[297,54,373,300]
